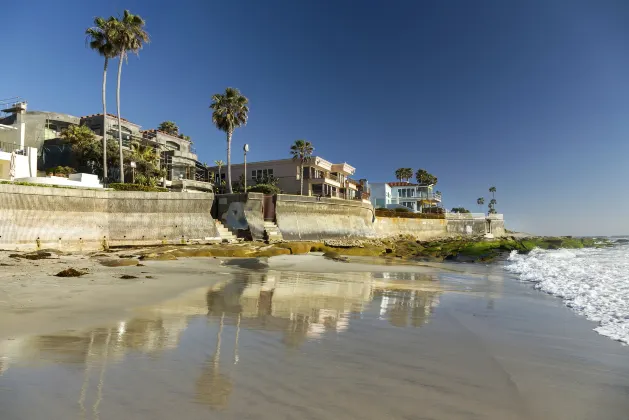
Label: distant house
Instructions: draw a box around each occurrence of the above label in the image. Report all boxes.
[370,181,442,212]
[207,156,361,199]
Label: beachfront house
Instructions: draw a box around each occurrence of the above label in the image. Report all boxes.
[370,181,442,212]
[208,156,361,199]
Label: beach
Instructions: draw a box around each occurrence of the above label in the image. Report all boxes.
[1,249,628,419]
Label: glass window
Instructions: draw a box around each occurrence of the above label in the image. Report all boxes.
[400,189,406,198]
[252,170,256,178]
[268,169,273,176]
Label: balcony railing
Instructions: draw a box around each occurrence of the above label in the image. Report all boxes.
[0,141,20,153]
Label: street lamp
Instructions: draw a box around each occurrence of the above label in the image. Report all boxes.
[243,143,249,191]
[130,161,136,184]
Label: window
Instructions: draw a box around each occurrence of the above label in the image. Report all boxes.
[253,168,274,181]
[400,189,407,198]
[402,202,414,209]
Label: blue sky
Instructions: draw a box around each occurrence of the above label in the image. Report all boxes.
[3,0,629,235]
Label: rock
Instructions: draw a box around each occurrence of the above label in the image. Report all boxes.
[139,253,178,261]
[10,251,52,260]
[99,258,140,267]
[323,252,349,262]
[56,268,87,277]
[324,239,364,248]
[119,274,138,279]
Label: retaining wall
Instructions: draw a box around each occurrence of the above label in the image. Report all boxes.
[214,193,265,240]
[275,195,376,241]
[0,184,219,251]
[374,217,447,240]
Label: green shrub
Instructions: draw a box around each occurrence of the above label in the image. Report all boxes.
[393,207,411,212]
[247,184,281,194]
[375,209,445,219]
[46,166,76,176]
[109,183,168,192]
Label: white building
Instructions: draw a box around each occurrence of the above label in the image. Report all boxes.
[370,181,442,212]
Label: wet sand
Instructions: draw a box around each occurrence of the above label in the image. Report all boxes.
[1,251,628,419]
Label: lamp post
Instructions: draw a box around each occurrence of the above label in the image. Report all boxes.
[243,143,249,191]
[130,161,136,184]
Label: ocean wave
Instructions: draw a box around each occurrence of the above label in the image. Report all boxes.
[505,246,629,345]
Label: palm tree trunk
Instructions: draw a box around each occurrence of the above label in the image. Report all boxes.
[227,130,233,193]
[217,167,221,192]
[102,57,108,183]
[116,54,124,183]
[300,162,304,195]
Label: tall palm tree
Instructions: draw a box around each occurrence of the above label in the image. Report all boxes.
[489,186,496,199]
[290,140,314,195]
[395,168,404,182]
[402,168,413,182]
[477,197,485,213]
[112,10,150,183]
[86,16,119,183]
[210,88,249,193]
[214,159,225,189]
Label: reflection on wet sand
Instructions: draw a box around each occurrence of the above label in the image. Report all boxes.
[206,271,441,345]
[0,269,441,414]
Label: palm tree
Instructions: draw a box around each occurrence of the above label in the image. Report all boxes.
[214,159,225,190]
[402,168,413,182]
[290,140,314,195]
[477,197,485,213]
[489,186,496,199]
[209,88,249,193]
[157,121,179,136]
[112,10,150,183]
[395,168,404,182]
[86,16,119,183]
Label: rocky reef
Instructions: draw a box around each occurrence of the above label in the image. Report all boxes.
[90,235,611,264]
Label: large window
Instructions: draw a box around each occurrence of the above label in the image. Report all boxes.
[252,168,274,179]
[402,201,415,210]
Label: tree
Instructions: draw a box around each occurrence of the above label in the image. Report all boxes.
[401,168,413,182]
[179,134,191,141]
[61,124,121,177]
[209,87,249,193]
[489,186,496,199]
[86,15,119,182]
[395,168,404,182]
[415,168,438,186]
[112,10,150,183]
[451,207,470,213]
[214,160,224,189]
[129,142,162,186]
[395,168,413,182]
[157,121,179,136]
[477,197,485,213]
[290,139,314,195]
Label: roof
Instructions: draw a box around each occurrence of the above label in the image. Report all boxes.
[387,181,418,187]
[141,129,191,142]
[387,181,435,187]
[80,113,140,126]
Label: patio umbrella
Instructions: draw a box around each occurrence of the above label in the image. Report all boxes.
[9,152,16,181]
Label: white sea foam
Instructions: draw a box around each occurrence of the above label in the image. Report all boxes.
[505,242,629,345]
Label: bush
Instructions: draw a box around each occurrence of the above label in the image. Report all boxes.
[393,207,411,212]
[109,183,168,192]
[375,209,445,219]
[247,184,281,194]
[46,166,76,176]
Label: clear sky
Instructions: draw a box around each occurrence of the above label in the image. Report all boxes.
[3,0,629,236]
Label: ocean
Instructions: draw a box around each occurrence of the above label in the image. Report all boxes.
[505,238,629,345]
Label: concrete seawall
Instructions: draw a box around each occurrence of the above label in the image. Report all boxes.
[374,217,447,240]
[214,193,266,240]
[275,195,376,241]
[0,184,219,251]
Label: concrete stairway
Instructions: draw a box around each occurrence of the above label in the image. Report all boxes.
[215,221,237,243]
[264,221,283,243]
